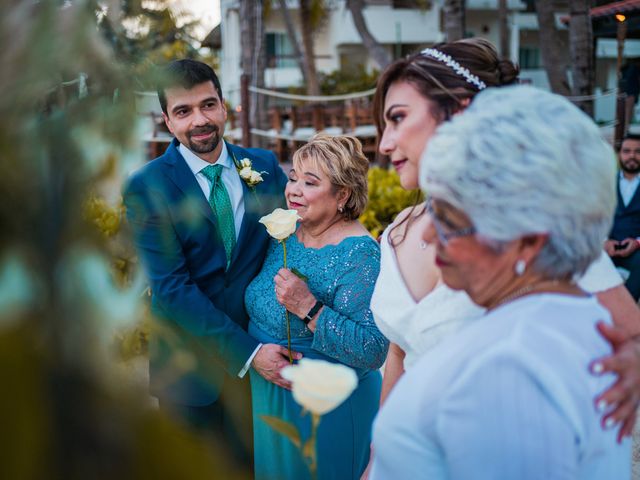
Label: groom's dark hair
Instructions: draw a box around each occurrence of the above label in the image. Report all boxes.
[157,59,223,114]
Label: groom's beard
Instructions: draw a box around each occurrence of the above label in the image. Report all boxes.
[187,124,221,154]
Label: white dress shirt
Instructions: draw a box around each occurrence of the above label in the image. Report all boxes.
[179,142,244,238]
[371,294,630,480]
[619,171,640,207]
[179,142,260,377]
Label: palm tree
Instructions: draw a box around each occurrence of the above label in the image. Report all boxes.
[276,0,323,96]
[299,0,322,96]
[239,0,269,143]
[535,0,571,95]
[277,0,310,85]
[443,0,465,41]
[569,0,594,115]
[498,0,510,59]
[346,0,392,69]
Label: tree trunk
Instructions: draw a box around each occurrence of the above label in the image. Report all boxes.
[239,0,269,146]
[255,1,269,142]
[239,0,254,146]
[569,0,594,116]
[498,0,509,59]
[239,0,254,86]
[535,0,571,96]
[299,0,321,96]
[346,0,392,69]
[443,0,465,42]
[277,0,309,85]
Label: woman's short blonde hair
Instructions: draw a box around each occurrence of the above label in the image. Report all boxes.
[292,134,369,220]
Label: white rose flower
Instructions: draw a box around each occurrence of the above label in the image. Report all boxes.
[240,158,252,168]
[281,359,358,415]
[249,170,263,184]
[239,166,253,180]
[259,208,300,240]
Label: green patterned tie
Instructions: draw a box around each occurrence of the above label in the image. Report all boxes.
[201,164,236,267]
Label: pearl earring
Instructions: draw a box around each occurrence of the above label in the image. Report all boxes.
[338,205,344,213]
[514,259,526,276]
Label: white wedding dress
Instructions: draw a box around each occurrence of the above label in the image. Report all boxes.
[371,227,624,369]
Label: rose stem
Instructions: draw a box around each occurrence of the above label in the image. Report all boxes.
[283,240,293,364]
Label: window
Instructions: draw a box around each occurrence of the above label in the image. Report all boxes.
[266,32,297,69]
[519,46,542,69]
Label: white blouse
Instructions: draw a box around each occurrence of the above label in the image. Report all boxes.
[371,294,631,480]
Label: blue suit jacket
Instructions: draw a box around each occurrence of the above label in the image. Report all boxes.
[124,139,287,405]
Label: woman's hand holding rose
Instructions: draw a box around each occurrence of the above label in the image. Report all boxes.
[274,268,318,327]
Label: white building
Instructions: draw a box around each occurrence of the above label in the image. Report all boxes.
[220,0,449,105]
[217,0,638,123]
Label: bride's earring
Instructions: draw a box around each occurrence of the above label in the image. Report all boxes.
[514,259,526,276]
[338,205,344,214]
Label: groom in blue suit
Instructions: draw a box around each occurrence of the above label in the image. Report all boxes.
[123,59,295,468]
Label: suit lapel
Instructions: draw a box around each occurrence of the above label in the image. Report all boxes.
[228,143,262,266]
[163,140,218,228]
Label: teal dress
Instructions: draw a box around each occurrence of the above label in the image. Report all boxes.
[245,233,388,480]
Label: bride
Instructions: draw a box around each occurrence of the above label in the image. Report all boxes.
[369,38,640,449]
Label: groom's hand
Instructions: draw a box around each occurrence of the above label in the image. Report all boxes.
[252,344,302,390]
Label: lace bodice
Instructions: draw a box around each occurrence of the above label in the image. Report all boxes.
[245,233,389,370]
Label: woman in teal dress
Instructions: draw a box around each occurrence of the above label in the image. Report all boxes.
[245,134,389,480]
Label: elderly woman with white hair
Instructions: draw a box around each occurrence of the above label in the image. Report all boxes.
[370,85,631,479]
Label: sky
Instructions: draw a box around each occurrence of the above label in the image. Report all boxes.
[175,0,221,40]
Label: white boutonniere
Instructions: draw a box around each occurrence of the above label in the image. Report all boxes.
[237,157,267,188]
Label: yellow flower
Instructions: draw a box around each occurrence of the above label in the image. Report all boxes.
[281,359,358,415]
[259,208,300,241]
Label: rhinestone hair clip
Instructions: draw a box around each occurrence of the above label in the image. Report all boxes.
[421,48,487,91]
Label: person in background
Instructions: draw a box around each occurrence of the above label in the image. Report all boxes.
[605,134,640,302]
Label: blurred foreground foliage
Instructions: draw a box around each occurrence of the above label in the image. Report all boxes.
[360,167,423,239]
[0,1,247,477]
[83,193,150,359]
[97,0,217,88]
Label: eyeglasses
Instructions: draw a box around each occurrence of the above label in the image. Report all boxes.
[425,197,476,246]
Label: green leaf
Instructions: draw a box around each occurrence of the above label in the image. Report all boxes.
[260,415,301,448]
[291,268,308,283]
